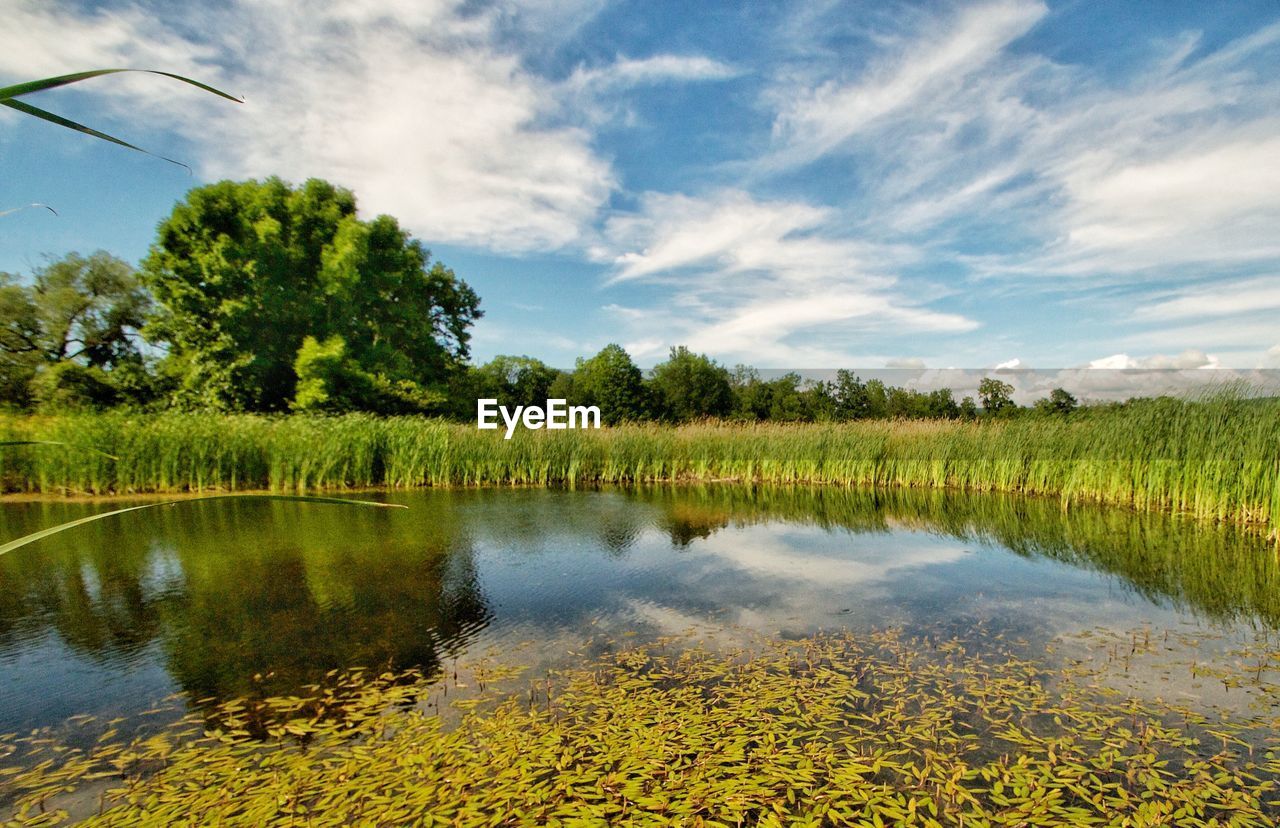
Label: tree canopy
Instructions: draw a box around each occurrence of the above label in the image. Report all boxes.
[568,344,649,424]
[141,177,481,412]
[649,346,733,421]
[0,252,149,408]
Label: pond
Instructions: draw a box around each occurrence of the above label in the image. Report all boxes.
[2,485,1277,741]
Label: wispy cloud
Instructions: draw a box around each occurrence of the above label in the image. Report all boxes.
[565,54,739,92]
[764,0,1048,170]
[1,0,621,253]
[599,190,976,364]
[5,0,1279,368]
[1133,275,1280,321]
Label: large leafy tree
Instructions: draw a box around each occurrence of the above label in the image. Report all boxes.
[648,346,733,422]
[0,252,149,408]
[141,178,481,411]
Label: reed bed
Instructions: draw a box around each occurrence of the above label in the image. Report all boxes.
[1,395,1277,528]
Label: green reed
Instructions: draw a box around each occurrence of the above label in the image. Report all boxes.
[1,395,1277,528]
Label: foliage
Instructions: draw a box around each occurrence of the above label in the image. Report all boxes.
[730,369,833,422]
[1,393,1276,529]
[292,336,443,415]
[1036,387,1079,415]
[978,377,1016,415]
[0,252,150,410]
[648,346,733,421]
[140,178,481,412]
[471,355,563,409]
[4,627,1280,825]
[568,344,649,424]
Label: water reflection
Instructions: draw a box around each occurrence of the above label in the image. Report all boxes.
[0,485,1276,734]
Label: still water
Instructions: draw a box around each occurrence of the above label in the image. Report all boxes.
[1,486,1277,736]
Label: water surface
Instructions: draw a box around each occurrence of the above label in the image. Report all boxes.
[1,486,1276,736]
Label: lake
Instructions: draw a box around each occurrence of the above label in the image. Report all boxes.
[2,485,1277,742]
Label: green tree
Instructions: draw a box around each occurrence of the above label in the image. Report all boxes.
[141,178,481,412]
[730,370,829,422]
[1035,387,1079,416]
[978,377,1016,416]
[571,344,648,424]
[832,370,870,420]
[292,335,443,415]
[648,346,733,421]
[863,379,890,419]
[0,252,150,409]
[474,355,562,409]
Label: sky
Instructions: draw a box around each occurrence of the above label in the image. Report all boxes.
[2,0,1279,378]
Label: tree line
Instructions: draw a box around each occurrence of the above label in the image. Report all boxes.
[2,176,1079,422]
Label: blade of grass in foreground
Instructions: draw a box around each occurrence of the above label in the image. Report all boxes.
[0,203,57,218]
[0,440,119,460]
[0,69,243,103]
[0,68,242,168]
[0,494,408,557]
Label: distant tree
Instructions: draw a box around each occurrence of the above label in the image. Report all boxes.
[141,177,480,412]
[730,370,829,422]
[923,388,960,419]
[648,346,733,421]
[802,380,839,421]
[832,370,870,420]
[978,377,1016,416]
[474,355,562,409]
[863,379,890,419]
[1035,387,1079,416]
[0,252,149,409]
[959,395,979,419]
[572,344,648,424]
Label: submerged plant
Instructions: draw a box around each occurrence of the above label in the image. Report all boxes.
[2,628,1279,826]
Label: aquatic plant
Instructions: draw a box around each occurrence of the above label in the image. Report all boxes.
[2,396,1276,529]
[3,627,1280,825]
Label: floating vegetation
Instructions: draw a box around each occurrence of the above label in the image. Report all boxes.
[4,627,1280,826]
[2,394,1277,529]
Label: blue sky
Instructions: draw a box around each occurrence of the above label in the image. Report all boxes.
[2,0,1279,372]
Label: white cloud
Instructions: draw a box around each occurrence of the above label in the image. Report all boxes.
[1133,275,1280,321]
[749,3,1280,363]
[766,0,1048,169]
[1,0,617,253]
[565,54,738,92]
[1087,351,1219,370]
[599,190,977,364]
[762,5,1280,277]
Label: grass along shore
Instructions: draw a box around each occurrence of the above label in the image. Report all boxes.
[1,395,1277,529]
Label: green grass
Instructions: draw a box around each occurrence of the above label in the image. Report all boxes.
[1,395,1277,528]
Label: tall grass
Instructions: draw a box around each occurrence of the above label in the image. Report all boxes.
[1,395,1276,528]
